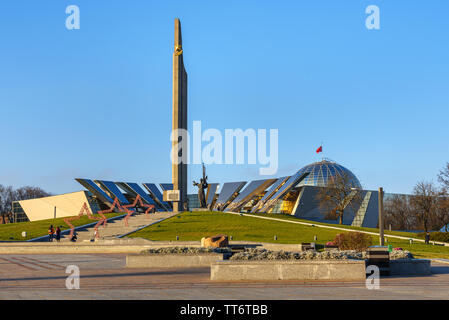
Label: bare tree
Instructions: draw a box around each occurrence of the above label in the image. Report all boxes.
[0,185,16,224]
[438,162,449,189]
[410,181,438,233]
[0,184,51,224]
[384,194,415,230]
[316,173,363,224]
[435,188,449,232]
[15,186,51,200]
[0,185,5,223]
[0,185,16,216]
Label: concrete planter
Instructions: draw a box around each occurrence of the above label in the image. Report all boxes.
[210,260,366,281]
[126,253,227,268]
[389,259,431,275]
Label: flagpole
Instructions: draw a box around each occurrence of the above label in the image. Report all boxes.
[321,141,323,161]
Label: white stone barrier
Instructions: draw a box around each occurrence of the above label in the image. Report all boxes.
[210,260,366,281]
[126,253,226,268]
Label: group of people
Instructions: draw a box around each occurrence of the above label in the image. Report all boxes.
[47,225,61,242]
[48,225,96,242]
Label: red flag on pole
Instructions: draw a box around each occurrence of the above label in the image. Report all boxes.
[316,146,323,153]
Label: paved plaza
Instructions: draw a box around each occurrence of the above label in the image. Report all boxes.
[0,254,449,299]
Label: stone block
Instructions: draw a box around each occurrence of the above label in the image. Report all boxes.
[126,253,225,268]
[201,234,229,248]
[210,260,366,281]
[389,259,431,275]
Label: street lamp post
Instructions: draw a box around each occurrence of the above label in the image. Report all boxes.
[378,187,384,246]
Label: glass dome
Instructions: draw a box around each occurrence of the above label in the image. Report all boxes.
[295,159,362,189]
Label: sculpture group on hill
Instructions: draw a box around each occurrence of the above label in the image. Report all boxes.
[193,163,209,208]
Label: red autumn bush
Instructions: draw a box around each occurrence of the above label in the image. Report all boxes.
[332,232,372,251]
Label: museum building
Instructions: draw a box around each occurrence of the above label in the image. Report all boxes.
[12,159,382,228]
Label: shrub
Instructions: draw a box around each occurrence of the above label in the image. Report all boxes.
[332,232,372,251]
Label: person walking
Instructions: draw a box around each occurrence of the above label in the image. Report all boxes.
[48,225,54,242]
[55,227,61,242]
[425,232,430,244]
[70,231,78,242]
[93,228,99,241]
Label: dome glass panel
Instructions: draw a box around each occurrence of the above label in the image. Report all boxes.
[295,160,361,189]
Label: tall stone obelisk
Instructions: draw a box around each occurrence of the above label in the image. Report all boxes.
[172,18,188,212]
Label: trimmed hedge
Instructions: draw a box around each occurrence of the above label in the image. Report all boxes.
[332,232,372,251]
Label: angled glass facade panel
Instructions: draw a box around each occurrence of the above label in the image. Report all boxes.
[251,176,289,213]
[160,183,173,191]
[115,182,137,197]
[213,181,246,211]
[260,177,289,203]
[75,178,114,205]
[206,183,219,206]
[143,183,164,200]
[118,182,156,205]
[258,172,309,213]
[96,180,130,204]
[225,179,276,212]
[143,183,171,211]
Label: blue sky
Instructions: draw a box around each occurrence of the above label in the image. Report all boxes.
[0,0,448,195]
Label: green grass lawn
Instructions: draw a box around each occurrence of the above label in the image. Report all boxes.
[0,212,124,241]
[247,212,421,239]
[128,211,449,259]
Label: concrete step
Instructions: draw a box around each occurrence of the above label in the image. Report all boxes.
[61,212,176,242]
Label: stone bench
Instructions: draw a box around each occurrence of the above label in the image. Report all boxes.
[126,253,227,268]
[210,260,366,281]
